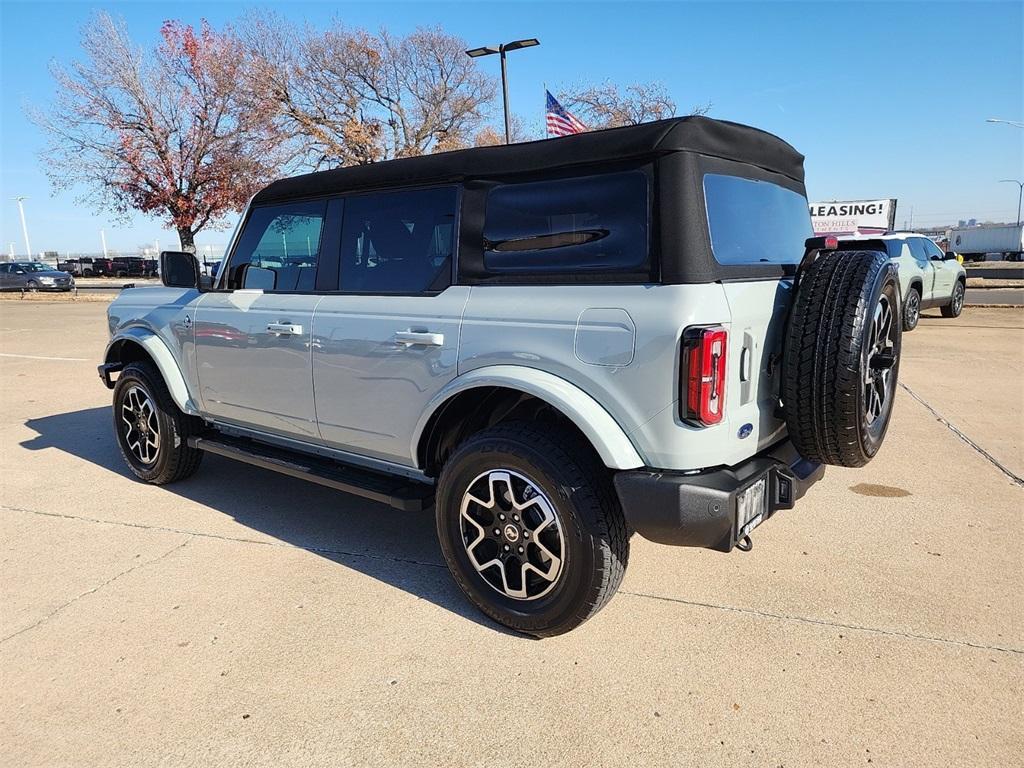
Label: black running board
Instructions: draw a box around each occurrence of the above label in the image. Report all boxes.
[187,434,434,512]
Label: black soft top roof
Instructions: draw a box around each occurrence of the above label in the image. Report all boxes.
[252,116,804,204]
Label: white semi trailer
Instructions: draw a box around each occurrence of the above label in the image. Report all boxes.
[949,224,1024,261]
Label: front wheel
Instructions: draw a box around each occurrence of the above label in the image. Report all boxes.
[435,423,628,637]
[941,281,965,318]
[112,361,204,484]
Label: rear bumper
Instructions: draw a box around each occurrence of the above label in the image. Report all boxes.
[613,439,823,552]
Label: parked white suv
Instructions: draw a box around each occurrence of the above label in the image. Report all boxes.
[848,233,966,330]
[99,117,902,635]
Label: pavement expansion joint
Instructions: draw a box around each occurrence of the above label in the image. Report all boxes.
[5,504,1020,656]
[898,382,1024,487]
[0,536,193,645]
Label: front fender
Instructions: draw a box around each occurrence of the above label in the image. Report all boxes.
[104,328,199,416]
[413,365,645,470]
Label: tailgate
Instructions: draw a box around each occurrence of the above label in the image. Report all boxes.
[720,279,792,456]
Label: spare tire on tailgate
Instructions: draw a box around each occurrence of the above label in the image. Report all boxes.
[782,249,901,467]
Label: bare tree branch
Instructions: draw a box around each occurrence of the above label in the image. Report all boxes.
[239,15,496,168]
[30,12,286,251]
[557,81,711,129]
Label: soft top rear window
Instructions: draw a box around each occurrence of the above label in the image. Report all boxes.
[703,174,812,266]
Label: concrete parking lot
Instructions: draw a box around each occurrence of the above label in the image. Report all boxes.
[1,300,1021,767]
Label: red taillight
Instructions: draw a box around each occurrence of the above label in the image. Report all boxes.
[683,326,728,426]
[824,235,839,250]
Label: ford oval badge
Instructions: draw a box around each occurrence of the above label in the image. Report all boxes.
[738,423,753,439]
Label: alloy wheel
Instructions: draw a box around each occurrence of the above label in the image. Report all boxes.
[953,283,964,314]
[120,385,160,464]
[864,295,897,427]
[906,291,919,326]
[459,469,564,601]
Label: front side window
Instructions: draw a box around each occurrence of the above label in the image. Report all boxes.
[339,187,457,294]
[922,238,944,260]
[908,238,930,263]
[225,200,327,291]
[703,174,812,265]
[482,171,649,273]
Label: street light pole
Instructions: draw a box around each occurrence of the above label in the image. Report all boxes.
[499,48,511,143]
[1000,180,1024,227]
[466,38,540,144]
[12,196,32,257]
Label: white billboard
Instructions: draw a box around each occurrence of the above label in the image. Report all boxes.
[809,199,897,236]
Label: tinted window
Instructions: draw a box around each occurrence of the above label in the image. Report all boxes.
[908,238,930,262]
[226,200,327,291]
[922,238,944,259]
[339,187,456,294]
[482,171,649,273]
[703,174,812,265]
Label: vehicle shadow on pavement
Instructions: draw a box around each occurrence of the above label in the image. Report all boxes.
[20,407,522,637]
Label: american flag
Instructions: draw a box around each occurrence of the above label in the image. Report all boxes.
[546,90,586,137]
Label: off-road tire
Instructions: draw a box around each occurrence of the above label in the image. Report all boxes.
[783,250,902,468]
[435,422,628,637]
[902,287,921,331]
[940,280,965,318]
[112,361,204,484]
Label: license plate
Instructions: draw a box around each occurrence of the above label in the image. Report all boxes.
[737,476,768,537]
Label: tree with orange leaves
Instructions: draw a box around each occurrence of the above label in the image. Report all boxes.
[33,12,286,252]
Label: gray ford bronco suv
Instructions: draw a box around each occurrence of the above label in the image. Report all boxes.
[100,117,901,636]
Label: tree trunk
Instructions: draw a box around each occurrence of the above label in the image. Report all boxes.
[177,227,196,253]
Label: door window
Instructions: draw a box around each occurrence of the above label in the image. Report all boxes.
[908,238,930,263]
[225,201,327,291]
[922,239,945,261]
[339,187,457,294]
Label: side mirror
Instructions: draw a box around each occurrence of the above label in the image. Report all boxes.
[15,269,25,275]
[241,265,277,290]
[160,251,201,289]
[943,252,958,261]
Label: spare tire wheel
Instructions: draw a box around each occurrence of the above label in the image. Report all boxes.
[782,250,901,467]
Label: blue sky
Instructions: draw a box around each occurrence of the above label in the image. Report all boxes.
[1,0,1021,256]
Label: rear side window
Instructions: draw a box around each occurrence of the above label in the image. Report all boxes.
[703,174,812,265]
[339,187,457,294]
[226,200,326,291]
[482,171,649,273]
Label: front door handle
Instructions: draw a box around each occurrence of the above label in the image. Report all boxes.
[267,322,303,335]
[395,330,444,347]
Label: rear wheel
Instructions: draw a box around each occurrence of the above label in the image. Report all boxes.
[112,361,204,484]
[940,280,965,318]
[902,287,920,331]
[435,422,628,637]
[783,250,902,467]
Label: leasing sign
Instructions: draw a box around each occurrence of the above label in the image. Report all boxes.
[809,199,897,235]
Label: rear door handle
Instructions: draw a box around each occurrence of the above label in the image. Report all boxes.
[267,322,303,335]
[395,330,444,347]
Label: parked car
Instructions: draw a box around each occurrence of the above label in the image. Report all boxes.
[848,233,966,330]
[99,116,902,636]
[112,256,147,278]
[65,257,115,277]
[0,262,74,291]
